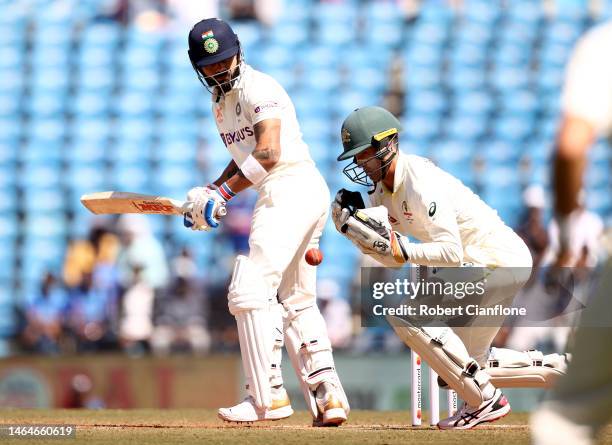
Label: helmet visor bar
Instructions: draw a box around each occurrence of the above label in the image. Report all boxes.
[342,134,397,187]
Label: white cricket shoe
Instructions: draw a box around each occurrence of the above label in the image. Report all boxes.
[218,388,293,423]
[438,388,510,430]
[313,381,348,427]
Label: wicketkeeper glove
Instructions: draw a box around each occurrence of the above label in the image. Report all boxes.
[331,189,410,264]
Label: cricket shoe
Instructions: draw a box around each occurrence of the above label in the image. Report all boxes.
[313,381,348,427]
[437,388,510,430]
[217,388,293,423]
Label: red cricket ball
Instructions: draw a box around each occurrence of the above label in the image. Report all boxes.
[305,248,323,266]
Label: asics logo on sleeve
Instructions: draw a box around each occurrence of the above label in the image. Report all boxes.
[428,202,437,217]
[220,126,254,147]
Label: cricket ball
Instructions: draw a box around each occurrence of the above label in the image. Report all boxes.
[305,248,323,266]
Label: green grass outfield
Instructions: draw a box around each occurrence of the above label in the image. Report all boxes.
[0,410,611,445]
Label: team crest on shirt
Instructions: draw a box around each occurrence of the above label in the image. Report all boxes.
[402,201,414,223]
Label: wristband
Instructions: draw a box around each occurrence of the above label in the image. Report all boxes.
[240,154,268,185]
[218,182,236,201]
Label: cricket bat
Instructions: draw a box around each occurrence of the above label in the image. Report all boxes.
[80,191,227,217]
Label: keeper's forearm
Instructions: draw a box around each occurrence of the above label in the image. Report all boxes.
[404,241,463,267]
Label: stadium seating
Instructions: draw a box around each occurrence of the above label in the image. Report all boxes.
[0,0,609,308]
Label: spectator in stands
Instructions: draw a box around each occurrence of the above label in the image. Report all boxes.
[65,271,114,352]
[516,184,549,287]
[382,56,406,118]
[227,0,283,27]
[317,279,352,349]
[119,264,155,356]
[170,246,198,278]
[544,191,604,268]
[207,277,240,352]
[63,223,122,338]
[89,225,122,336]
[21,272,68,354]
[221,190,257,255]
[167,0,219,30]
[150,273,210,356]
[350,255,404,353]
[116,215,169,293]
[100,0,168,31]
[63,240,96,290]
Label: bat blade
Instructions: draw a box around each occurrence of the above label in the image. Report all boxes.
[80,191,189,216]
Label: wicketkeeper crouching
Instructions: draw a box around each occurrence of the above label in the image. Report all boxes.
[332,106,570,430]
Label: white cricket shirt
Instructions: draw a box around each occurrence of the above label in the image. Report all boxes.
[370,152,516,267]
[211,63,314,186]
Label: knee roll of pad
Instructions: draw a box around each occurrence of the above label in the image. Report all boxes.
[227,255,272,315]
[226,255,276,409]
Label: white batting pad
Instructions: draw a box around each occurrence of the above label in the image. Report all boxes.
[228,255,274,410]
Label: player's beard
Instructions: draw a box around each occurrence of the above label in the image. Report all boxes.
[206,65,241,94]
[360,149,395,184]
[362,162,384,184]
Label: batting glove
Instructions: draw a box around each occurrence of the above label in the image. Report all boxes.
[183,184,232,231]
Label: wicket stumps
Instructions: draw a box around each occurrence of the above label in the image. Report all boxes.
[411,349,458,426]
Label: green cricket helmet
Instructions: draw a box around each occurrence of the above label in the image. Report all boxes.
[338,106,403,187]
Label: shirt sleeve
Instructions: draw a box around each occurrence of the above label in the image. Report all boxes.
[403,162,464,267]
[561,24,612,135]
[244,72,287,125]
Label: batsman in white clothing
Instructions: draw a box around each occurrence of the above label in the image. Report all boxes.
[332,106,568,429]
[184,18,349,425]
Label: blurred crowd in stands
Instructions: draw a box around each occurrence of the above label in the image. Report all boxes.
[14,186,609,358]
[17,189,258,357]
[2,0,611,357]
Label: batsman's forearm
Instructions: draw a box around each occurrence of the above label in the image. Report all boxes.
[213,160,239,187]
[225,173,253,194]
[251,144,280,171]
[553,153,586,216]
[212,160,253,195]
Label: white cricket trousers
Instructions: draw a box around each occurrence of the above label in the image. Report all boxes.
[453,226,533,365]
[248,164,330,309]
